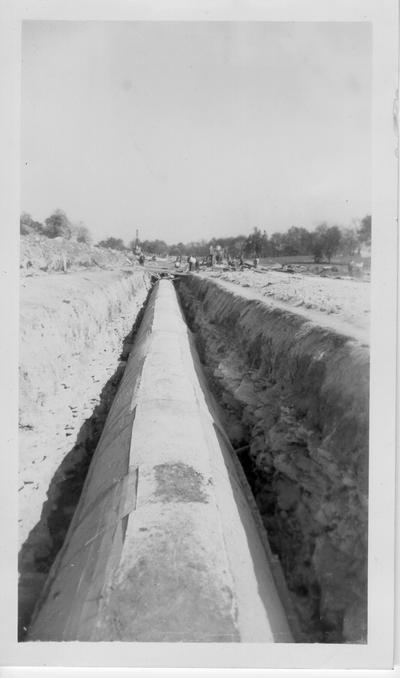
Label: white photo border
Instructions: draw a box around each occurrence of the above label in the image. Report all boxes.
[0,0,398,673]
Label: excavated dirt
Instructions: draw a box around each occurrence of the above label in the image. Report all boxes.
[18,268,151,638]
[19,250,370,644]
[207,268,370,343]
[20,233,134,276]
[176,273,369,643]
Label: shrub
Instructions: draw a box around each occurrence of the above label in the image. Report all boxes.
[43,209,72,239]
[97,237,126,250]
[71,223,93,245]
[20,212,44,236]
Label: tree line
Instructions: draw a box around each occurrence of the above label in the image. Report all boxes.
[21,209,371,263]
[20,209,92,245]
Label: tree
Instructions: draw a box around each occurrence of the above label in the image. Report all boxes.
[20,212,33,235]
[284,226,313,256]
[311,223,342,263]
[339,228,358,257]
[310,237,324,262]
[311,224,328,262]
[243,228,264,257]
[174,242,187,256]
[232,237,247,257]
[181,240,209,258]
[71,222,93,245]
[43,209,72,239]
[97,237,126,250]
[323,226,341,262]
[139,239,169,255]
[358,215,371,247]
[260,230,270,257]
[252,228,264,257]
[269,232,286,256]
[20,212,44,235]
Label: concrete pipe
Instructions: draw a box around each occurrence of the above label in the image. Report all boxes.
[27,279,294,642]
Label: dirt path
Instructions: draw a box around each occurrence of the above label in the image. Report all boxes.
[203,269,370,345]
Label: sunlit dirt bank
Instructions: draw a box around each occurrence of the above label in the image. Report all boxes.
[176,274,369,643]
[19,268,151,637]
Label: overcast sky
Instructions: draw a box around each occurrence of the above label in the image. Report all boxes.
[21,21,371,244]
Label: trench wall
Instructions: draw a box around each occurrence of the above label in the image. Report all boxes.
[19,269,151,637]
[177,275,369,643]
[19,270,150,428]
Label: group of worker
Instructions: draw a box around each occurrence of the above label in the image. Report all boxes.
[173,253,260,272]
[137,246,260,272]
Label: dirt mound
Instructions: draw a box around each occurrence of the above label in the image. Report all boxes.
[206,269,370,339]
[20,234,135,276]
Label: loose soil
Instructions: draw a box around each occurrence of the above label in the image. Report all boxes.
[206,268,369,343]
[176,272,369,643]
[19,239,370,642]
[18,266,151,636]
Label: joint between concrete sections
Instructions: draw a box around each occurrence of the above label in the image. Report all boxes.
[77,466,139,535]
[38,467,140,585]
[82,498,133,548]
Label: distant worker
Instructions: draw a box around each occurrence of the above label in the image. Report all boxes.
[208,245,216,267]
[188,255,196,272]
[139,254,145,265]
[253,257,259,268]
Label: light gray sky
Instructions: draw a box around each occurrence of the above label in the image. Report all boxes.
[21,21,371,244]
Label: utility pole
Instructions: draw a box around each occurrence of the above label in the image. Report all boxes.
[135,228,141,255]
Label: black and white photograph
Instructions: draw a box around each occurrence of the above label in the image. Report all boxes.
[0,0,398,673]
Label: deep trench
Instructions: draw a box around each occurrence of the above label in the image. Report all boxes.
[20,274,365,643]
[177,303,320,640]
[173,277,366,643]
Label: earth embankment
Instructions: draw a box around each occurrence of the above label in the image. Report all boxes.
[19,268,151,636]
[20,233,134,275]
[176,274,369,643]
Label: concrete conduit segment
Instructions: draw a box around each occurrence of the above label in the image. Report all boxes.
[27,279,293,642]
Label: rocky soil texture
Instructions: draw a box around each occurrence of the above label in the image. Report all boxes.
[178,274,369,643]
[208,268,369,342]
[20,233,134,276]
[18,238,370,643]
